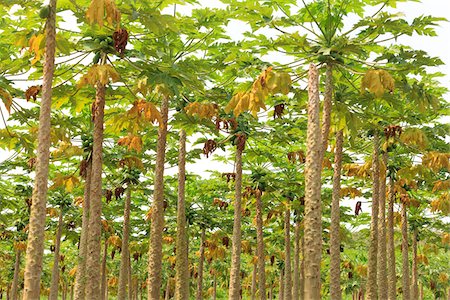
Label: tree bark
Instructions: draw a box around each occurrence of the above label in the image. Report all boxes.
[366,133,380,299]
[284,208,292,300]
[22,1,57,298]
[228,140,245,300]
[279,269,284,300]
[299,233,305,300]
[411,228,419,300]
[321,63,333,155]
[128,252,132,300]
[377,151,388,300]
[118,187,132,300]
[11,250,21,300]
[303,63,323,300]
[74,160,92,300]
[251,264,257,300]
[330,129,343,300]
[165,278,170,300]
[387,177,397,300]
[401,202,410,300]
[175,129,189,300]
[49,209,64,300]
[100,240,108,300]
[255,190,266,300]
[292,218,300,300]
[85,55,107,299]
[147,95,169,300]
[212,274,217,300]
[196,227,206,300]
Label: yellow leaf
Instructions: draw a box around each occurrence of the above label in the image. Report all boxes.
[0,88,12,114]
[361,69,394,98]
[78,65,120,88]
[28,34,45,65]
[400,128,428,149]
[86,0,121,28]
[422,151,450,172]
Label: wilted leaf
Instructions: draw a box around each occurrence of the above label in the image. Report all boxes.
[0,88,12,113]
[78,64,120,88]
[361,69,395,98]
[86,0,121,28]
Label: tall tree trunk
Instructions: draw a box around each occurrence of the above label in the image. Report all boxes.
[165,279,170,300]
[118,187,132,300]
[299,233,305,300]
[196,227,206,300]
[147,95,169,300]
[387,177,397,300]
[228,138,245,300]
[49,209,64,300]
[255,190,266,300]
[366,133,380,299]
[330,129,343,300]
[279,270,284,300]
[251,264,257,300]
[175,129,189,300]
[284,208,292,300]
[128,252,132,300]
[419,283,423,300]
[22,0,57,298]
[85,54,108,299]
[411,229,419,300]
[212,274,217,300]
[10,250,21,300]
[303,63,323,300]
[378,151,388,300]
[74,160,92,300]
[292,218,300,300]
[321,63,333,155]
[100,240,108,300]
[401,202,410,300]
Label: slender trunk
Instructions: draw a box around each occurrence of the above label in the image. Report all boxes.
[401,202,410,300]
[147,95,169,300]
[49,209,64,300]
[22,0,57,298]
[85,54,108,299]
[299,234,305,300]
[165,279,170,300]
[128,253,132,300]
[118,187,132,300]
[292,219,300,300]
[411,229,418,299]
[175,130,189,300]
[11,250,21,300]
[251,264,257,300]
[228,140,245,300]
[196,228,206,300]
[330,129,343,300]
[74,160,92,300]
[255,190,266,300]
[419,283,423,300]
[284,208,292,300]
[279,270,284,300]
[71,284,74,300]
[387,177,397,300]
[366,133,380,299]
[270,281,273,300]
[100,241,108,300]
[303,64,323,300]
[378,151,388,300]
[321,63,333,155]
[212,274,217,300]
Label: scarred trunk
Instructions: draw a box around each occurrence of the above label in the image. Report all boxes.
[303,64,323,300]
[251,264,257,300]
[49,209,64,300]
[22,0,57,298]
[330,129,343,300]
[292,218,300,300]
[411,229,419,299]
[228,140,245,300]
[84,68,107,299]
[100,240,108,300]
[321,63,333,155]
[118,187,132,300]
[284,208,292,300]
[255,190,266,300]
[196,227,206,300]
[387,177,396,300]
[175,130,189,300]
[147,95,169,300]
[366,133,380,299]
[74,160,92,300]
[401,202,410,300]
[378,151,388,300]
[11,250,21,300]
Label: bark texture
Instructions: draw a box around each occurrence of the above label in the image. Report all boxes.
[175,130,189,300]
[251,264,257,300]
[366,133,380,299]
[255,190,266,300]
[387,177,397,300]
[22,0,57,298]
[303,63,323,300]
[377,151,388,300]
[292,219,300,300]
[411,229,419,300]
[74,160,92,300]
[330,129,343,300]
[401,202,410,300]
[84,78,106,300]
[147,95,169,300]
[11,250,21,300]
[49,209,64,300]
[321,63,333,155]
[228,142,244,299]
[279,270,285,300]
[118,187,132,300]
[284,208,292,300]
[196,227,206,300]
[100,241,108,300]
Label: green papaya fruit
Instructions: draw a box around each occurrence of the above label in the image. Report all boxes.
[39,5,50,19]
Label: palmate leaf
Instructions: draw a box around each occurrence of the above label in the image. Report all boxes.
[28,34,45,65]
[86,0,121,28]
[422,151,450,172]
[185,102,218,120]
[400,127,429,150]
[117,134,143,153]
[77,64,120,88]
[0,88,12,113]
[361,69,394,98]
